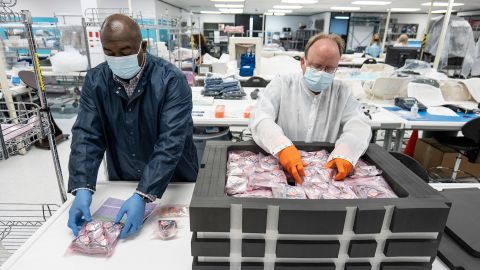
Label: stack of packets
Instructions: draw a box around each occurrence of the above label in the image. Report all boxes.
[152,204,189,240]
[226,150,397,199]
[203,73,246,99]
[68,198,157,257]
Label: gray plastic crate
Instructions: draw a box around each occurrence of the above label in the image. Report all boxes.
[190,141,450,270]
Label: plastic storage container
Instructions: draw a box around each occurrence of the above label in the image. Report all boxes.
[189,141,451,270]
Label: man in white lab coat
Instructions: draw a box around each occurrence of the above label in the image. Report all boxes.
[250,33,372,184]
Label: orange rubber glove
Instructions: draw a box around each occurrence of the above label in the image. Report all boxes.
[278,145,305,184]
[325,158,353,181]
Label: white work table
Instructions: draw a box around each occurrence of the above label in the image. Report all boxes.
[1,182,195,270]
[4,181,478,270]
[339,57,385,67]
[192,87,404,130]
[400,101,479,131]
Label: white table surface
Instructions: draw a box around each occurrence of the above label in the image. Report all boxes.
[400,101,479,131]
[192,87,404,129]
[5,181,479,270]
[1,182,195,270]
[339,57,385,67]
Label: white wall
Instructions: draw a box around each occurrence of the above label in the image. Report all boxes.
[194,14,235,26]
[11,0,82,17]
[156,1,183,19]
[97,0,128,10]
[132,0,157,19]
[308,12,331,33]
[265,15,309,33]
[390,13,429,40]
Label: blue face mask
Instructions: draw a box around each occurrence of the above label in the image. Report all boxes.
[105,42,143,79]
[303,67,334,93]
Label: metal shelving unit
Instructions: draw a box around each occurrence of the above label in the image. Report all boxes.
[0,203,59,266]
[0,2,67,203]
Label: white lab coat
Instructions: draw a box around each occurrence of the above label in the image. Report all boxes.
[249,72,372,165]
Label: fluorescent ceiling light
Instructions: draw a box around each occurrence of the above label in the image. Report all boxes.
[281,0,318,4]
[390,8,421,12]
[352,1,391,5]
[273,5,303,9]
[210,0,244,2]
[200,11,222,14]
[334,16,350,19]
[421,2,464,7]
[218,8,243,13]
[215,4,244,8]
[330,6,361,11]
[268,9,293,13]
[264,12,273,15]
[431,9,457,13]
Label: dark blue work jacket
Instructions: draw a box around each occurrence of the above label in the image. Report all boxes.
[67,53,198,198]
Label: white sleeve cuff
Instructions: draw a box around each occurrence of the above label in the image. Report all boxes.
[272,142,294,157]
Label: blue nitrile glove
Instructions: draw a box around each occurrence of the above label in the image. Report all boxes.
[115,193,146,239]
[67,189,92,236]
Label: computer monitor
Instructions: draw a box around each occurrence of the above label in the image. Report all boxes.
[385,46,420,68]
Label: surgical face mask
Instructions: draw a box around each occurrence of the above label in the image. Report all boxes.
[104,42,143,79]
[303,67,334,93]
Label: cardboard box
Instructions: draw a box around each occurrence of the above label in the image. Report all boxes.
[414,138,480,177]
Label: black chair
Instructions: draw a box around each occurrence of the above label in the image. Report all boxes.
[390,151,430,183]
[431,117,480,182]
[243,76,269,88]
[362,58,377,65]
[445,57,465,78]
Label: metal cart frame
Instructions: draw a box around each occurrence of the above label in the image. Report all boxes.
[0,3,67,203]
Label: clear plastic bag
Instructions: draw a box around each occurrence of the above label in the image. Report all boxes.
[299,150,329,166]
[226,175,249,195]
[351,160,382,178]
[153,220,178,240]
[256,153,281,172]
[249,170,287,190]
[156,204,189,218]
[233,189,273,198]
[69,221,124,257]
[303,167,335,184]
[272,185,307,199]
[345,176,397,199]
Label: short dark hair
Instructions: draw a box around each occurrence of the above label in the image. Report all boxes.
[304,33,345,59]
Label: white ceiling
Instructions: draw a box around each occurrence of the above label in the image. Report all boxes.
[159,0,480,15]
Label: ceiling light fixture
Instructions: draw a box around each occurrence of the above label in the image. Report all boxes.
[218,8,244,13]
[268,9,293,13]
[352,1,391,5]
[421,2,464,7]
[330,6,361,11]
[390,8,421,12]
[200,11,222,14]
[273,5,303,9]
[210,0,244,2]
[334,16,350,19]
[281,0,318,4]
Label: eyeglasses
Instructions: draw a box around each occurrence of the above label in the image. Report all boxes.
[308,64,338,74]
